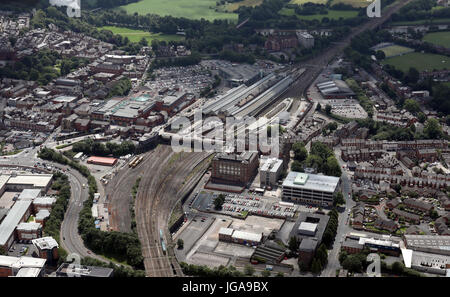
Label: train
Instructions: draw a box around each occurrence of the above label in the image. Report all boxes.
[128,155,144,168]
[160,229,167,255]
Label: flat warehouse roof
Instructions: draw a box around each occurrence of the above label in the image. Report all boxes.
[283,172,340,193]
[0,200,32,246]
[18,189,41,200]
[87,156,117,165]
[7,174,53,188]
[232,230,262,242]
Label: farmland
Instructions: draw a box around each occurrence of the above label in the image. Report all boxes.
[382,52,450,72]
[99,26,185,43]
[422,31,450,48]
[289,0,367,6]
[279,8,359,21]
[119,0,238,22]
[379,45,414,58]
[289,0,327,4]
[330,0,368,7]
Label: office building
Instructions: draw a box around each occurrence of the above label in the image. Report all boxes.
[259,157,283,188]
[282,172,340,207]
[32,237,59,263]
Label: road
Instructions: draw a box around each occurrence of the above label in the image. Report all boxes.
[1,132,106,262]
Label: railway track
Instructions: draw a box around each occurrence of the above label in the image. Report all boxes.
[135,146,211,276]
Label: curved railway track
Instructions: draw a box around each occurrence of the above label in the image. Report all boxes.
[135,145,211,276]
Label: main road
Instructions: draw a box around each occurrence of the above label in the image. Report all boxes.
[1,134,106,262]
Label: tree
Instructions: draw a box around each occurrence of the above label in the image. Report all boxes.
[375,50,385,60]
[291,160,303,172]
[403,99,420,114]
[0,246,6,255]
[177,238,184,249]
[288,236,299,252]
[424,118,442,139]
[342,254,363,272]
[244,264,255,276]
[316,243,328,267]
[213,194,225,210]
[393,184,402,194]
[276,272,284,277]
[316,103,321,111]
[292,142,308,162]
[261,270,271,277]
[311,258,322,274]
[325,104,332,115]
[391,261,404,275]
[333,192,345,206]
[417,112,426,123]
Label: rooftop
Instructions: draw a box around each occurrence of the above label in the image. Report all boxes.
[18,189,41,201]
[32,236,59,250]
[283,172,340,193]
[0,200,32,246]
[231,230,263,242]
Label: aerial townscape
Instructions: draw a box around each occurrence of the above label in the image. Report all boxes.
[0,0,449,282]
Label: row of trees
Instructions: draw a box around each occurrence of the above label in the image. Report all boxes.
[149,53,202,71]
[322,208,339,249]
[72,138,136,157]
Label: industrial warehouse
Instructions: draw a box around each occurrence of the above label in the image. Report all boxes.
[316,80,355,99]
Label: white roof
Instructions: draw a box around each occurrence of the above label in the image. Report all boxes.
[18,189,41,200]
[35,209,50,220]
[298,222,318,233]
[260,158,283,173]
[14,267,42,277]
[16,222,41,231]
[7,174,52,188]
[283,172,340,193]
[32,236,59,250]
[219,227,234,236]
[0,175,10,189]
[231,230,262,242]
[0,255,45,269]
[34,197,56,205]
[0,200,32,246]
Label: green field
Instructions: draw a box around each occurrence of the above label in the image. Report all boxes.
[331,0,368,7]
[422,31,450,48]
[379,45,414,58]
[382,52,450,72]
[99,26,185,43]
[289,0,327,4]
[119,0,238,22]
[289,0,367,6]
[224,0,263,12]
[279,8,358,20]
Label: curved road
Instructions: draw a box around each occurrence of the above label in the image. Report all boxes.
[1,142,106,262]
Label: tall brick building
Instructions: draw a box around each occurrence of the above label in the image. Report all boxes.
[211,152,259,186]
